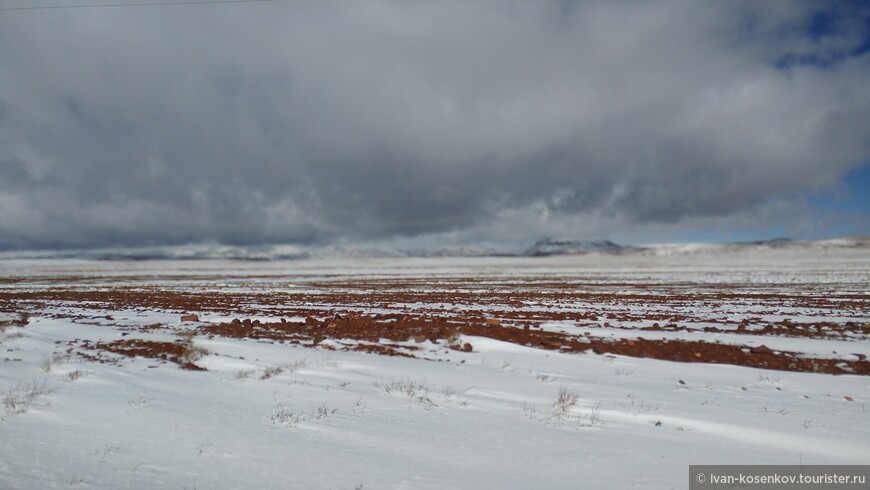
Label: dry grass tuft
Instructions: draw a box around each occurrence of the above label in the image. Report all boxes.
[3,379,49,416]
[66,369,90,382]
[383,378,428,398]
[551,387,578,420]
[40,352,71,373]
[261,365,284,379]
[176,331,209,368]
[271,402,337,428]
[0,312,30,334]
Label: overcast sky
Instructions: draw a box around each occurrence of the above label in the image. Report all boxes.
[0,0,868,249]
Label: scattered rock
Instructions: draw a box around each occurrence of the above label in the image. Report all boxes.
[462,343,473,352]
[180,314,199,322]
[540,340,561,349]
[750,344,773,354]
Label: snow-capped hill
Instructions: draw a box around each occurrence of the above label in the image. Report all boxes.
[522,238,632,257]
[414,245,512,258]
[814,236,870,248]
[0,243,311,261]
[307,245,410,260]
[641,237,870,256]
[1,236,867,261]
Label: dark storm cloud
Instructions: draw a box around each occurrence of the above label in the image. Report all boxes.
[0,0,868,248]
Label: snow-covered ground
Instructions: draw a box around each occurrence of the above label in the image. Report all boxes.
[1,250,868,489]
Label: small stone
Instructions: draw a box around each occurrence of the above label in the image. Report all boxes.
[462,343,473,352]
[751,344,773,354]
[485,318,500,326]
[180,314,199,322]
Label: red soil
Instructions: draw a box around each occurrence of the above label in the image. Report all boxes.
[3,275,868,375]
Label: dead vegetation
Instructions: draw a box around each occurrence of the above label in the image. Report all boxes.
[260,359,308,380]
[378,379,439,409]
[65,369,90,382]
[40,352,71,373]
[547,388,605,428]
[551,388,578,420]
[3,379,49,416]
[0,312,29,333]
[271,402,338,428]
[382,378,429,398]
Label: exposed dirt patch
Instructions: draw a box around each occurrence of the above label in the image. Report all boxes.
[638,320,870,339]
[0,312,29,331]
[195,314,869,375]
[5,273,869,375]
[90,339,206,371]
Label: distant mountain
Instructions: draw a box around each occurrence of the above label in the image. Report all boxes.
[1,237,867,261]
[521,238,635,257]
[415,245,514,258]
[639,237,870,256]
[0,243,311,261]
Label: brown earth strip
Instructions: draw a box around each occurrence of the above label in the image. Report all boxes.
[90,339,206,370]
[4,279,868,375]
[188,314,870,375]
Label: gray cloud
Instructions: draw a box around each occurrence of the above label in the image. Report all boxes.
[0,0,868,249]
